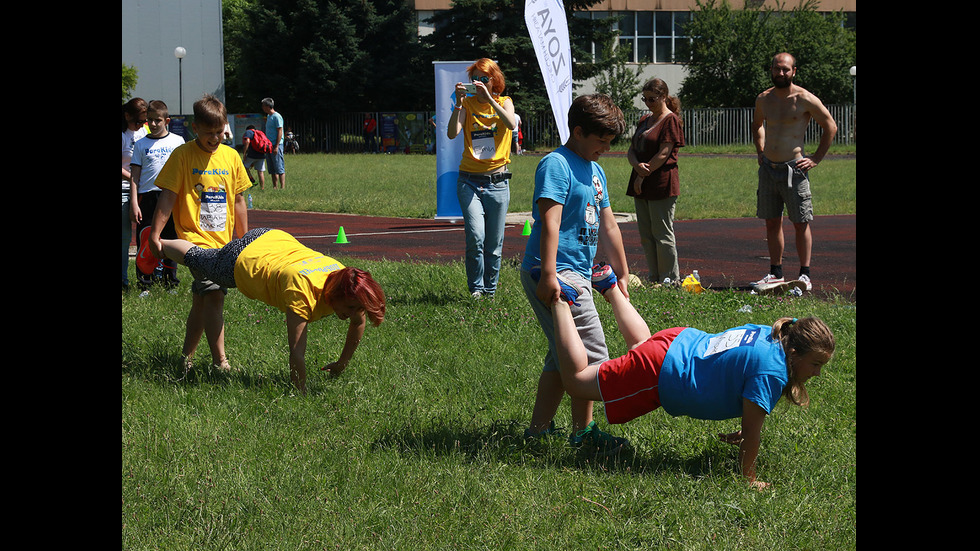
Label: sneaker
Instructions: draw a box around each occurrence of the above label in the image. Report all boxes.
[752,273,784,287]
[135,226,161,276]
[797,274,812,291]
[590,263,617,294]
[529,266,581,306]
[568,420,629,455]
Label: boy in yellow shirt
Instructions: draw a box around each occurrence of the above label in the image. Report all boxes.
[145,94,251,371]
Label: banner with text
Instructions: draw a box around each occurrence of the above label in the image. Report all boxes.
[525,0,572,145]
[433,61,472,220]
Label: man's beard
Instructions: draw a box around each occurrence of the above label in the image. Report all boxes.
[772,75,793,88]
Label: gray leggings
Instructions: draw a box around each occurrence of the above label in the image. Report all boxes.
[183,228,273,288]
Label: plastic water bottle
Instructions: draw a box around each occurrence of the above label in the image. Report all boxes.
[692,270,700,282]
[247,193,253,208]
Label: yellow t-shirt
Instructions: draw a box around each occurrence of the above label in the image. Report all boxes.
[155,141,252,249]
[233,230,344,322]
[458,95,513,173]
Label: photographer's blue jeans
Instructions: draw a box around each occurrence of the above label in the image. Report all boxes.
[457,172,510,296]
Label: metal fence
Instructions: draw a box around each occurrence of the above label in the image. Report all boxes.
[271,104,855,154]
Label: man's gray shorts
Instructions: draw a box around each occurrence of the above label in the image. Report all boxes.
[757,157,813,223]
[520,268,609,372]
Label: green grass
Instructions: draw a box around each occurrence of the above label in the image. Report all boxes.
[123,150,855,548]
[123,260,855,549]
[247,149,855,221]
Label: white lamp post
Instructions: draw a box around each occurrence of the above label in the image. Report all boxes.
[175,47,187,115]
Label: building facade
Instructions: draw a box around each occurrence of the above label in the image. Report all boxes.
[413,0,856,109]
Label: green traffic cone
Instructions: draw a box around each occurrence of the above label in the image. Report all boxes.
[335,226,349,244]
[522,220,532,236]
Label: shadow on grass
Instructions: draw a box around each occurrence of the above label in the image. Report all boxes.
[371,418,733,479]
[122,347,293,392]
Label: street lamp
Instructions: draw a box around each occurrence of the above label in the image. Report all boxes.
[849,65,856,105]
[175,46,187,115]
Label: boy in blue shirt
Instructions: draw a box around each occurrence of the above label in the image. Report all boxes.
[520,94,632,455]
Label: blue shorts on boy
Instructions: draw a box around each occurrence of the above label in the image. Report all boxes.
[598,325,788,424]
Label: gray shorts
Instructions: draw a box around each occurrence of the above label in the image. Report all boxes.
[520,268,609,372]
[756,156,813,223]
[184,228,272,294]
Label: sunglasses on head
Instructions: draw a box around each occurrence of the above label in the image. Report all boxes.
[471,75,490,84]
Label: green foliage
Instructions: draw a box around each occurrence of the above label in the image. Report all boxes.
[230,0,425,117]
[681,0,856,107]
[122,63,139,103]
[592,42,645,121]
[421,0,617,118]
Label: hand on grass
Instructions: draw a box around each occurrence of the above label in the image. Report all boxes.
[321,361,347,377]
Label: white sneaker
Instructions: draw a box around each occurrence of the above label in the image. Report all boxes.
[753,273,784,286]
[798,274,812,291]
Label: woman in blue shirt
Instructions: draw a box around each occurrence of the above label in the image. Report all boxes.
[555,266,835,490]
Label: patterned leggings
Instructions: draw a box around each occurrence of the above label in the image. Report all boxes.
[183,228,272,288]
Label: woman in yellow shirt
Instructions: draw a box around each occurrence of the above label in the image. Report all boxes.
[447,58,517,299]
[148,228,385,395]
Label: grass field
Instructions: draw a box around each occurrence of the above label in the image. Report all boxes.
[122,151,856,549]
[244,148,855,220]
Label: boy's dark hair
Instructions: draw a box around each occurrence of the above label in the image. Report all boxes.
[567,94,626,138]
[147,100,169,119]
[193,94,228,129]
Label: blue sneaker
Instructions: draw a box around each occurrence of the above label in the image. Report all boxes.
[529,266,581,306]
[590,263,617,294]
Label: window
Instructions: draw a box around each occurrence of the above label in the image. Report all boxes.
[581,10,692,64]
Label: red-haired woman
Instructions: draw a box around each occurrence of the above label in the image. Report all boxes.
[447,58,517,299]
[146,228,385,395]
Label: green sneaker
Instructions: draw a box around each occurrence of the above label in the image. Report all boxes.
[569,420,629,455]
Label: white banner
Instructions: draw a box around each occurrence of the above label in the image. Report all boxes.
[432,61,473,220]
[525,0,572,144]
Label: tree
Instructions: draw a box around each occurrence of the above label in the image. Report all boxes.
[680,0,855,108]
[420,0,618,117]
[229,0,425,118]
[122,63,139,103]
[593,42,645,118]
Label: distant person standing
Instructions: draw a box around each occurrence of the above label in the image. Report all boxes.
[262,97,286,189]
[626,78,686,286]
[363,113,378,153]
[751,53,837,293]
[447,57,517,299]
[241,125,267,190]
[121,97,148,292]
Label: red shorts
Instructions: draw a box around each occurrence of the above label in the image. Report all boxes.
[597,327,685,424]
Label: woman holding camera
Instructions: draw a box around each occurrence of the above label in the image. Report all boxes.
[447,58,517,299]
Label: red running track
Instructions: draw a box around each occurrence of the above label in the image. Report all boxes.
[245,210,856,300]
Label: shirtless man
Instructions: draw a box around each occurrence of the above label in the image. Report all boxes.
[751,52,837,292]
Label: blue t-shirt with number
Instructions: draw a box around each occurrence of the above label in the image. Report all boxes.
[521,145,610,279]
[659,325,788,420]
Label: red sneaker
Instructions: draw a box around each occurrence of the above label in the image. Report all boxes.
[135,227,161,275]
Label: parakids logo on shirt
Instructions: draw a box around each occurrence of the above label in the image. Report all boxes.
[193,167,230,176]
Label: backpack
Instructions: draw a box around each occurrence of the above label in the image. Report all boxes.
[247,129,276,154]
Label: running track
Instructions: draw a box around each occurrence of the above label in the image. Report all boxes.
[245,210,856,300]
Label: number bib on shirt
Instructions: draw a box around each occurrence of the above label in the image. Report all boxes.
[704,328,761,356]
[200,190,228,232]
